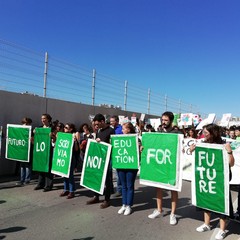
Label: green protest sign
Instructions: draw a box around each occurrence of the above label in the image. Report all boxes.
[140,132,183,191]
[191,143,229,215]
[173,113,180,126]
[51,132,74,178]
[32,127,51,172]
[111,134,139,169]
[80,139,112,194]
[5,124,31,162]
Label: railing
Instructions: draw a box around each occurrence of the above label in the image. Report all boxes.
[0,38,207,118]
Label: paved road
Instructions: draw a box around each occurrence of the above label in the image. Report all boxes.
[0,174,239,240]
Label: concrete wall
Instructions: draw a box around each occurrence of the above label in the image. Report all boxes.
[0,90,158,177]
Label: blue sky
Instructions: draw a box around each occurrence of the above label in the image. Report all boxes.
[0,0,240,119]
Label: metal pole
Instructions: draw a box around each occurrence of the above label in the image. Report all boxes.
[179,99,182,114]
[43,52,48,97]
[124,80,128,111]
[147,88,151,114]
[92,69,96,106]
[165,94,167,111]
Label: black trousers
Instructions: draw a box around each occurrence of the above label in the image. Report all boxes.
[37,172,54,189]
[94,166,113,202]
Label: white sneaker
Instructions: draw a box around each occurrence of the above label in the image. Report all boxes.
[124,206,132,216]
[215,230,227,240]
[196,223,211,232]
[148,209,162,219]
[118,205,126,214]
[170,214,177,225]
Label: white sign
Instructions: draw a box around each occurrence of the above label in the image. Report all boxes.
[196,113,216,130]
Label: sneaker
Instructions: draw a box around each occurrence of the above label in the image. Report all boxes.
[118,205,126,214]
[196,223,211,232]
[170,214,177,225]
[215,230,227,240]
[124,206,132,216]
[148,209,162,219]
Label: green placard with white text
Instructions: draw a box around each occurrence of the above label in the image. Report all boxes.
[5,124,31,162]
[191,143,229,215]
[140,132,183,191]
[111,134,139,169]
[51,132,74,178]
[32,127,51,172]
[80,139,111,194]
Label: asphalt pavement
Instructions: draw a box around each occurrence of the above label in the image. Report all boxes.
[0,173,240,240]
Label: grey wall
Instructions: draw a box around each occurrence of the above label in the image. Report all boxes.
[0,90,158,177]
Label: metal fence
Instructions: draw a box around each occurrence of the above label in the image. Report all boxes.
[0,38,206,118]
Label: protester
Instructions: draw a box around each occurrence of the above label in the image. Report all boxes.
[77,123,94,163]
[145,124,155,132]
[86,113,115,209]
[55,121,64,133]
[148,111,182,225]
[186,127,197,139]
[224,128,230,138]
[190,123,234,240]
[51,121,64,144]
[16,117,33,186]
[34,113,54,192]
[234,126,240,141]
[110,115,123,134]
[117,122,139,216]
[234,126,240,221]
[229,129,236,140]
[59,123,80,199]
[110,115,123,197]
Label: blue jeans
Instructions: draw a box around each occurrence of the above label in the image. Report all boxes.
[116,170,122,194]
[63,158,76,193]
[20,163,31,183]
[118,169,138,206]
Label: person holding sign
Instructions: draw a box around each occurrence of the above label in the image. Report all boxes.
[59,123,80,199]
[148,111,182,225]
[34,113,54,192]
[117,122,139,216]
[15,117,33,186]
[86,113,115,209]
[110,115,123,198]
[190,124,234,240]
[77,123,95,169]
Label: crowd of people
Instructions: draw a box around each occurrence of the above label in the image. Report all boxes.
[11,111,240,240]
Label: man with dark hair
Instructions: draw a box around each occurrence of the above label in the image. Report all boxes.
[110,115,123,197]
[148,111,182,225]
[86,113,115,209]
[34,113,54,192]
[93,113,105,123]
